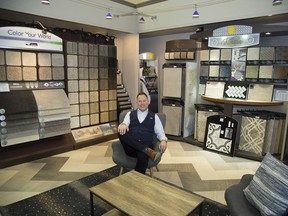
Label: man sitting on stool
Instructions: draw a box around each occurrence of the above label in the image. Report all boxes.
[118,92,168,174]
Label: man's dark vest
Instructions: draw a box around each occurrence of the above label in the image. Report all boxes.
[129,110,155,143]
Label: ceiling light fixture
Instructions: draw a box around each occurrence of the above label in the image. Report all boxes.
[114,12,157,23]
[41,0,50,5]
[106,12,113,19]
[272,0,283,5]
[192,5,199,18]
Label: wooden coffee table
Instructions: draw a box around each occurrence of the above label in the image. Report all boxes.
[89,170,204,216]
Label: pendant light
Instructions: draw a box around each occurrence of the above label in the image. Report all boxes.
[106,12,113,19]
[192,5,199,18]
[41,0,50,5]
[139,17,145,23]
[273,0,283,5]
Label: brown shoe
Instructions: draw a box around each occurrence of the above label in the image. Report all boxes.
[145,148,161,161]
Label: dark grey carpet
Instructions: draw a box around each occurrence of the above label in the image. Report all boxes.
[0,166,229,216]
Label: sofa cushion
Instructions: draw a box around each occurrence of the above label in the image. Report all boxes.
[243,153,288,216]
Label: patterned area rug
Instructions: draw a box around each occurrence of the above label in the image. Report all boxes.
[0,166,229,216]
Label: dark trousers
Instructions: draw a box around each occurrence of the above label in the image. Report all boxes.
[118,132,152,174]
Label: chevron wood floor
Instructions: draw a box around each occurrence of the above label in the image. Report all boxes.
[0,139,260,207]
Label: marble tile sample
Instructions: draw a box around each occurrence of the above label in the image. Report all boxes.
[89,68,99,79]
[38,67,52,80]
[52,67,65,80]
[6,51,21,66]
[23,67,37,81]
[259,65,273,79]
[51,53,64,66]
[79,91,89,103]
[89,80,98,91]
[7,67,22,81]
[66,41,78,54]
[90,102,99,113]
[38,53,51,66]
[67,68,78,79]
[22,52,36,66]
[67,55,78,67]
[89,91,99,102]
[67,80,79,92]
[79,80,89,91]
[220,49,232,60]
[68,93,79,104]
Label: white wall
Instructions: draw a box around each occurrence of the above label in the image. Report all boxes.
[115,33,139,107]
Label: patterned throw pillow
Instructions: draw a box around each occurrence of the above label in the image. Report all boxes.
[243,153,288,216]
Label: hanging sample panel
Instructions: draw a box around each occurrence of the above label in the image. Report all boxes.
[162,66,183,98]
[238,115,267,156]
[0,91,39,147]
[204,115,238,156]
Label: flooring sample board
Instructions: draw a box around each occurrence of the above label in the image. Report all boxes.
[174,52,181,59]
[200,50,209,61]
[89,56,98,68]
[79,80,89,91]
[204,115,238,156]
[23,67,37,81]
[70,116,80,129]
[52,67,65,80]
[100,101,109,112]
[99,80,108,90]
[273,66,288,79]
[80,115,90,127]
[245,66,259,78]
[205,81,225,98]
[260,47,275,61]
[200,65,209,77]
[89,44,98,56]
[6,51,21,66]
[7,67,22,81]
[0,50,5,65]
[90,113,99,125]
[169,52,174,59]
[70,104,80,116]
[209,65,219,77]
[196,110,219,142]
[259,65,273,79]
[67,68,78,80]
[109,90,117,100]
[38,53,51,66]
[68,93,79,104]
[89,91,99,102]
[89,68,99,79]
[180,52,187,59]
[275,46,288,60]
[210,49,220,61]
[33,89,70,110]
[78,55,88,68]
[22,52,36,66]
[38,67,52,80]
[99,45,108,56]
[90,102,99,113]
[79,92,89,103]
[100,112,109,123]
[239,116,267,156]
[51,54,64,66]
[89,80,98,91]
[100,90,108,100]
[109,110,117,121]
[109,100,117,110]
[66,41,78,54]
[247,47,260,60]
[67,80,79,92]
[163,67,183,98]
[247,84,274,102]
[67,55,78,67]
[0,66,6,81]
[99,68,108,79]
[79,103,89,115]
[219,65,231,78]
[220,49,232,61]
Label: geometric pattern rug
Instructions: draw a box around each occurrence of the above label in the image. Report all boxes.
[0,166,229,216]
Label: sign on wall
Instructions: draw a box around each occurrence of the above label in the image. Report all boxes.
[0,26,63,51]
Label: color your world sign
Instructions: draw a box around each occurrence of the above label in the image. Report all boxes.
[0,26,63,51]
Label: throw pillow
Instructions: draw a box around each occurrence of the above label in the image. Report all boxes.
[243,153,288,216]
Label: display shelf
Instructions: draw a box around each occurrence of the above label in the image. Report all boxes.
[201,95,283,116]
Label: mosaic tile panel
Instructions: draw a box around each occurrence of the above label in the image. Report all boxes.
[224,82,248,99]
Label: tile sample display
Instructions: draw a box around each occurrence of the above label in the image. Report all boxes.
[247,84,274,102]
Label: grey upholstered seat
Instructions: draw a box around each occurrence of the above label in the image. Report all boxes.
[112,110,166,177]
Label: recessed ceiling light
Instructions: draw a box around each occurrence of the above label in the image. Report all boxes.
[265,32,271,35]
